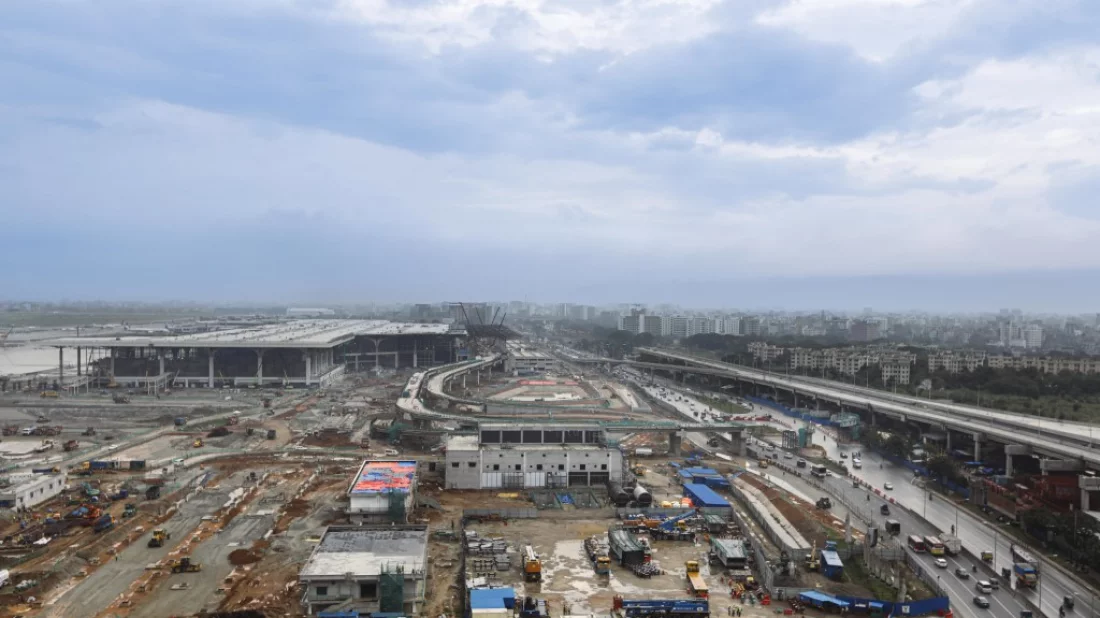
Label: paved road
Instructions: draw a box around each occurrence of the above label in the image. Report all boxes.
[628,372,1082,618]
[755,420,1094,618]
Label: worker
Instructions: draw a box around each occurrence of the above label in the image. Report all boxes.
[972,564,977,573]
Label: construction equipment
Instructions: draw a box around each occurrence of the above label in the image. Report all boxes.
[123,503,137,518]
[266,429,276,440]
[63,439,79,452]
[815,497,832,510]
[192,438,204,448]
[93,514,114,532]
[146,486,161,500]
[169,557,201,573]
[633,465,647,477]
[112,394,130,404]
[585,535,612,575]
[40,390,59,399]
[805,541,820,571]
[523,545,542,582]
[652,511,697,541]
[685,561,709,598]
[83,427,96,436]
[148,528,170,547]
[613,597,709,618]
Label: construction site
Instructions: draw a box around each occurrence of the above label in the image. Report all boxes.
[0,315,948,618]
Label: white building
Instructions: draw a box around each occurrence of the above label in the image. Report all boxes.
[287,307,336,317]
[928,351,987,373]
[0,473,68,511]
[445,425,624,490]
[1023,325,1043,349]
[505,346,558,373]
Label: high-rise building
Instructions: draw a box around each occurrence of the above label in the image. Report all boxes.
[1023,325,1043,349]
[849,320,882,342]
[741,317,762,337]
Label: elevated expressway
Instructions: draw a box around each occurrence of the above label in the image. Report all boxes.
[562,347,1100,472]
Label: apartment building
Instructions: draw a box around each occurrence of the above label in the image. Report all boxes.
[881,362,911,385]
[928,351,987,373]
[987,355,1100,375]
[748,342,784,362]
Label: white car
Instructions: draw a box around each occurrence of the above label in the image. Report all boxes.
[934,558,948,568]
[884,482,894,490]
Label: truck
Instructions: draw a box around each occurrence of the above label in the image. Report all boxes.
[1011,544,1040,574]
[173,417,187,427]
[523,545,542,583]
[884,519,901,536]
[1014,563,1039,588]
[685,561,710,599]
[63,439,79,452]
[613,597,709,618]
[941,533,963,556]
[93,514,114,533]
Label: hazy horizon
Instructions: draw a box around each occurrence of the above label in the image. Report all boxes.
[5,1,1100,311]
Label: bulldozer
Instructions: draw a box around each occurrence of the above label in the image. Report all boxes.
[192,438,204,448]
[148,528,170,547]
[169,557,201,573]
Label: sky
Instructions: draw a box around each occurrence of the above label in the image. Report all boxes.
[3,0,1100,311]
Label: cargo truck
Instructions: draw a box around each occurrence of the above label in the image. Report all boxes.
[941,533,962,556]
[1014,563,1038,588]
[685,561,709,598]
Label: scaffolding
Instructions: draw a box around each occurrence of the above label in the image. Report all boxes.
[388,488,407,523]
[379,562,406,613]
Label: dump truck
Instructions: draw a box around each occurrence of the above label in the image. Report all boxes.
[1014,562,1039,588]
[63,439,79,452]
[148,528,170,547]
[685,561,709,599]
[169,557,201,573]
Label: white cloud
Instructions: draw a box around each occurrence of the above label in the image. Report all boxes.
[329,0,724,54]
[756,0,977,62]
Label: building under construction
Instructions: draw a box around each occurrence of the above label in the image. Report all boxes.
[43,319,469,390]
[347,460,418,524]
[298,525,428,616]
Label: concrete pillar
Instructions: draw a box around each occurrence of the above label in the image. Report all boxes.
[159,355,165,376]
[413,341,418,368]
[462,374,467,389]
[305,353,312,386]
[256,350,264,382]
[945,430,952,452]
[371,339,383,369]
[973,433,982,462]
[477,370,481,386]
[354,354,359,373]
[76,347,82,376]
[1083,489,1091,512]
[208,352,215,388]
[669,431,682,456]
[110,350,115,377]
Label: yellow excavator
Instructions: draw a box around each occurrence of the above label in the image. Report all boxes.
[192,438,204,448]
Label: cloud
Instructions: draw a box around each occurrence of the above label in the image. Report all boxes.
[3,0,1100,308]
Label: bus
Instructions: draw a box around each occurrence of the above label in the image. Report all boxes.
[925,536,945,556]
[810,464,828,478]
[907,535,927,552]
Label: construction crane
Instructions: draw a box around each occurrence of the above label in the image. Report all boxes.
[653,511,697,541]
[523,545,542,582]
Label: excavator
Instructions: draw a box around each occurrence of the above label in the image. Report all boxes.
[168,557,201,573]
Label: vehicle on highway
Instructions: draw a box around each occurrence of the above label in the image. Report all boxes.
[840,452,847,459]
[973,596,990,609]
[852,458,862,469]
[926,536,945,556]
[810,464,828,478]
[976,580,993,594]
[884,482,894,490]
[796,459,807,468]
[934,558,948,568]
[783,453,793,459]
[907,535,927,552]
[956,567,971,579]
[885,519,901,536]
[880,504,890,516]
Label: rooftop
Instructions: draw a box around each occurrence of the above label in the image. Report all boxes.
[43,319,459,349]
[299,525,428,579]
[349,460,417,496]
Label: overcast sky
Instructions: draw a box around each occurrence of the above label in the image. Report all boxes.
[3,0,1100,311]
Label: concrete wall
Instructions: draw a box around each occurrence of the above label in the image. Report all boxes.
[302,575,425,616]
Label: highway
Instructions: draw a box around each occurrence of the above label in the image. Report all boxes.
[617,366,1094,618]
[606,348,1100,467]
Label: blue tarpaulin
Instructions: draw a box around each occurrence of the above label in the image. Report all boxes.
[799,591,850,608]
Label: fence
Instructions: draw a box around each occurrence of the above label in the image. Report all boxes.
[615,507,732,520]
[462,508,538,520]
